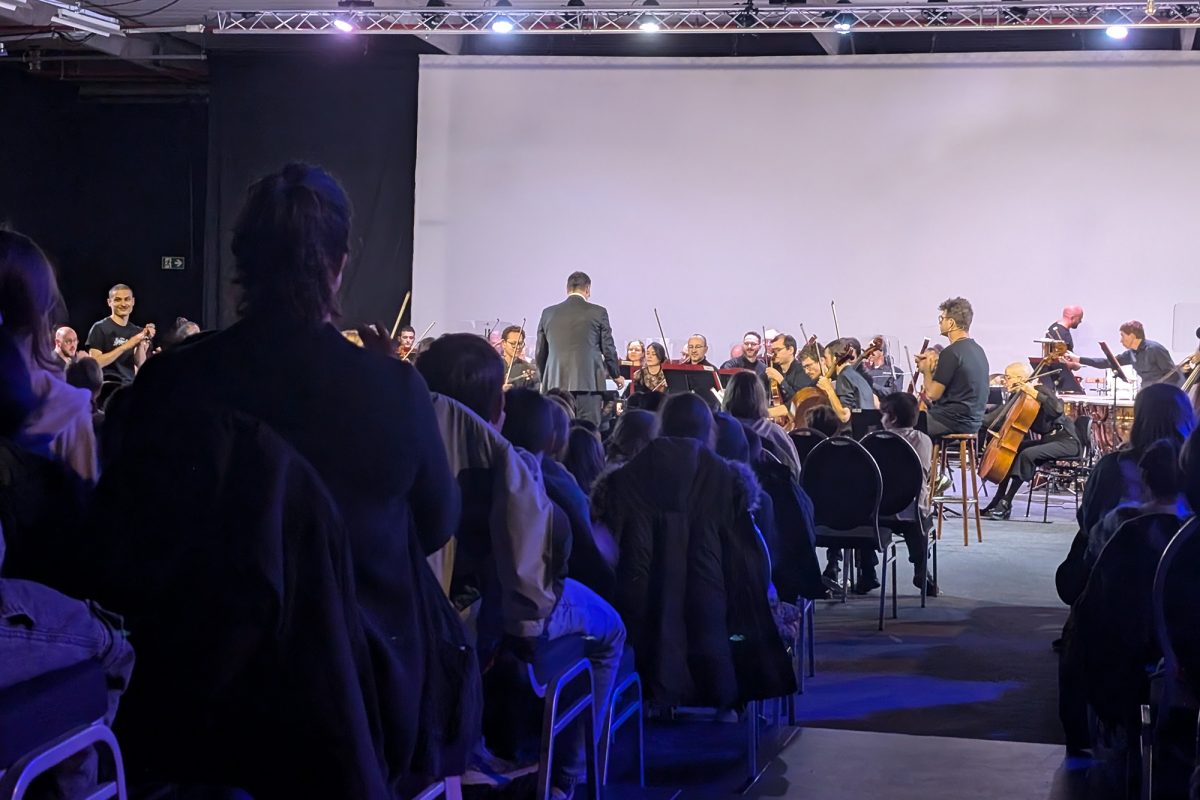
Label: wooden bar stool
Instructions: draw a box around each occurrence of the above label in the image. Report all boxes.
[930,433,983,546]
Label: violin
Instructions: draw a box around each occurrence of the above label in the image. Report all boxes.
[909,337,931,411]
[764,325,794,431]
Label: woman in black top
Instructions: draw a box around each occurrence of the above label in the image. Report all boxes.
[632,341,668,394]
[981,362,1082,520]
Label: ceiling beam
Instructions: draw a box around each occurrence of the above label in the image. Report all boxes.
[0,2,200,60]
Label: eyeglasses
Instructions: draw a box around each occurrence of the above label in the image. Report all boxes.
[687,344,706,350]
[743,340,760,347]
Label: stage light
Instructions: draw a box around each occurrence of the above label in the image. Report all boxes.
[333,17,355,31]
[562,0,585,29]
[831,0,853,33]
[637,0,661,32]
[490,0,514,32]
[922,0,949,25]
[1105,23,1129,37]
[50,8,122,36]
[735,0,758,28]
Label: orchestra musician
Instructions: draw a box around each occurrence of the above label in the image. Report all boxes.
[766,334,816,399]
[979,362,1082,520]
[1064,320,1181,387]
[914,297,990,439]
[631,341,668,394]
[860,335,904,397]
[625,339,645,370]
[815,338,879,426]
[1045,306,1084,394]
[720,331,768,377]
[500,325,540,391]
[683,334,717,369]
[396,325,416,360]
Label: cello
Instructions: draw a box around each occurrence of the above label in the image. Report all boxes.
[977,379,1041,484]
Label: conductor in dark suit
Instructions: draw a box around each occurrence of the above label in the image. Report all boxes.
[536,271,624,426]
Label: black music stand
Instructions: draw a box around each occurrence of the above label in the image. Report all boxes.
[663,363,722,408]
[1098,340,1130,447]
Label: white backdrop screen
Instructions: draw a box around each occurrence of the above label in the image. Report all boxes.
[414,52,1200,373]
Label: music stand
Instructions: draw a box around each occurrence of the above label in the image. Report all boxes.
[1098,340,1130,448]
[662,363,722,408]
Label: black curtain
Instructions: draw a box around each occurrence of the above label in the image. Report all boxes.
[0,70,207,338]
[205,49,420,330]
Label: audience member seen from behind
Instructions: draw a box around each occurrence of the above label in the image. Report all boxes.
[563,425,605,495]
[0,230,98,482]
[722,370,802,480]
[592,392,796,709]
[804,405,842,438]
[879,391,938,597]
[605,409,658,465]
[109,163,470,793]
[1057,382,1195,605]
[418,334,625,800]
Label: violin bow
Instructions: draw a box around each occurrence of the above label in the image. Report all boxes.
[389,291,412,340]
[830,300,841,340]
[653,307,669,362]
[401,321,436,361]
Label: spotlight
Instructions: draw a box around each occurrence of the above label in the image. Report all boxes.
[922,0,949,25]
[1105,23,1129,37]
[333,16,356,31]
[637,0,661,32]
[829,0,853,33]
[490,0,514,32]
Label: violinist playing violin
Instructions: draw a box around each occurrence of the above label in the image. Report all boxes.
[979,362,1081,520]
[500,325,540,391]
[395,325,417,360]
[814,338,879,426]
[914,297,990,439]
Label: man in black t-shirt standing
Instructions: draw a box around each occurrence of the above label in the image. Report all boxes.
[1044,305,1085,395]
[915,297,990,439]
[85,283,155,385]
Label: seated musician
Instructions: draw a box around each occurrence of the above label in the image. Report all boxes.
[861,335,904,398]
[914,297,990,439]
[625,339,644,370]
[500,325,540,391]
[631,341,668,394]
[721,331,768,377]
[980,362,1082,520]
[684,334,716,369]
[1065,320,1181,387]
[395,325,416,360]
[814,338,879,426]
[766,334,815,400]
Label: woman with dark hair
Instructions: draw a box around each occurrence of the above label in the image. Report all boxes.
[86,164,469,796]
[632,341,668,395]
[722,370,802,479]
[564,425,605,495]
[0,230,97,481]
[1057,382,1195,605]
[605,409,658,465]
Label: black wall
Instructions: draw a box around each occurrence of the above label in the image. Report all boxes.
[205,47,421,329]
[0,70,207,339]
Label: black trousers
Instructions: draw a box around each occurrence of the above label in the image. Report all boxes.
[827,519,929,576]
[1008,430,1080,483]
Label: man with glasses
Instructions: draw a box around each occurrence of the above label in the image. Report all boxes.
[500,325,540,391]
[914,297,990,439]
[683,334,716,369]
[721,331,768,376]
[767,334,815,400]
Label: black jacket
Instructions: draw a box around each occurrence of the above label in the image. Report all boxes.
[591,437,796,707]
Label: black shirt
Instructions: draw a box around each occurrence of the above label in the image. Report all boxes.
[1045,322,1083,395]
[85,317,142,385]
[983,385,1078,440]
[835,366,875,411]
[778,360,815,399]
[505,358,541,391]
[720,356,767,376]
[928,337,990,433]
[1080,339,1180,387]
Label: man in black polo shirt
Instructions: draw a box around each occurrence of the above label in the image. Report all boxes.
[914,297,990,439]
[1067,319,1180,387]
[85,283,154,385]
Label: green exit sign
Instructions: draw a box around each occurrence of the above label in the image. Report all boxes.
[161,256,185,270]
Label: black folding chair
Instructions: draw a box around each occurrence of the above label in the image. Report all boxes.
[801,436,894,631]
[788,428,827,468]
[860,430,934,610]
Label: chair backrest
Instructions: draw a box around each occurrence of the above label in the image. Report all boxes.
[1154,516,1200,695]
[800,436,882,533]
[859,430,923,519]
[788,427,827,466]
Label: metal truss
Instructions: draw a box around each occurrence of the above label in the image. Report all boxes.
[211,2,1200,35]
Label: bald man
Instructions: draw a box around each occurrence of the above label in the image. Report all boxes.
[1045,305,1084,394]
[54,326,79,368]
